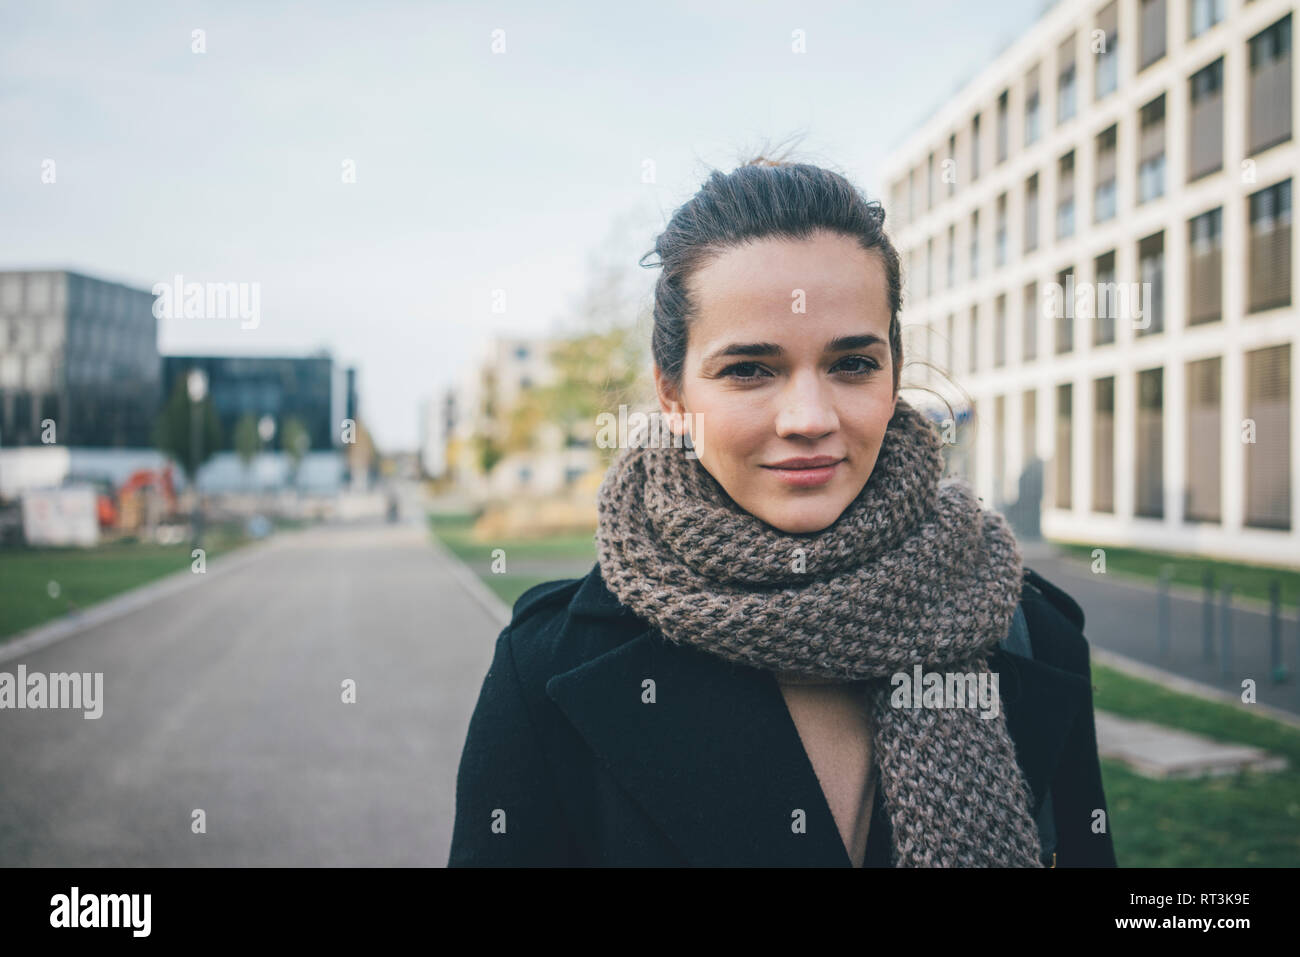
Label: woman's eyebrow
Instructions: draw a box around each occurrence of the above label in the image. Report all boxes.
[702,333,886,365]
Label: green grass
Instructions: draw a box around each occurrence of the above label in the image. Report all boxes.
[0,522,254,641]
[1090,662,1300,866]
[1055,542,1300,607]
[427,512,598,564]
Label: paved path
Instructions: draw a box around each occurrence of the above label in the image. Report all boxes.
[1020,541,1300,717]
[0,500,499,866]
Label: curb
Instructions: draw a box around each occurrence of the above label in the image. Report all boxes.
[1091,646,1300,731]
[0,531,294,666]
[426,527,510,629]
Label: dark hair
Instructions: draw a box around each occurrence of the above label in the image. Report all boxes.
[640,149,903,398]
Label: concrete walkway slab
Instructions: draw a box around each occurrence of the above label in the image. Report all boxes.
[1094,710,1289,779]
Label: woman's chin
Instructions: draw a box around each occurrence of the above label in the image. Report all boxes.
[749,496,849,535]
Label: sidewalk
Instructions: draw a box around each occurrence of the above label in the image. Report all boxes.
[1019,539,1300,719]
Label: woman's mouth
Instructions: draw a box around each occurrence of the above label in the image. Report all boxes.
[761,457,844,488]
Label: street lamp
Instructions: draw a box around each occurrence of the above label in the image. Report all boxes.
[257,415,275,513]
[186,368,208,547]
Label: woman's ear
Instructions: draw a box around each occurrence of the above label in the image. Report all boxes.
[653,364,688,437]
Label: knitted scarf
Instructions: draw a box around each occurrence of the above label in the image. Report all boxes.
[594,396,1043,867]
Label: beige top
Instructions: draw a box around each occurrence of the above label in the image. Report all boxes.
[774,673,877,867]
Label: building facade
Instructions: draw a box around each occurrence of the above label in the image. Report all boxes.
[439,334,598,501]
[161,354,350,454]
[0,270,160,448]
[881,0,1296,566]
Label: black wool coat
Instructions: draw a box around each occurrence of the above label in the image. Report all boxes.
[447,561,1118,867]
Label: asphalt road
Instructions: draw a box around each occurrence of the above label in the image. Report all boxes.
[0,501,500,866]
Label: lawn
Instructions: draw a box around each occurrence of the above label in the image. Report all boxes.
[1090,662,1300,866]
[428,512,1300,866]
[0,521,256,641]
[1055,542,1300,607]
[428,512,598,564]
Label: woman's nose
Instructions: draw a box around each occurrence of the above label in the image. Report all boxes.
[774,372,838,438]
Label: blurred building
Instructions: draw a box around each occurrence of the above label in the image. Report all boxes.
[159,353,361,493]
[436,334,598,502]
[420,390,454,480]
[881,0,1296,566]
[160,353,356,453]
[0,270,159,448]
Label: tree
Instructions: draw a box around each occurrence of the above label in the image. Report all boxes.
[280,417,310,489]
[528,208,655,466]
[153,375,223,483]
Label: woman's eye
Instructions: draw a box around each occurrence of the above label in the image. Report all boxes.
[721,361,770,380]
[836,355,880,375]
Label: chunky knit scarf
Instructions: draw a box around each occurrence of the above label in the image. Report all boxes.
[594,396,1043,867]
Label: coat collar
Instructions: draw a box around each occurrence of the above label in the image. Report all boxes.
[548,564,1090,865]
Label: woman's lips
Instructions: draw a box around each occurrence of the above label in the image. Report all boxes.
[762,460,843,488]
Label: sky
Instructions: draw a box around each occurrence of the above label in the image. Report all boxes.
[1,0,1055,451]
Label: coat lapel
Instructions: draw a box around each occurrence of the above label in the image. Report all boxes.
[545,626,853,866]
[988,644,1091,815]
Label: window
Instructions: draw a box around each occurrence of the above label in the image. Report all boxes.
[945,313,955,372]
[1188,207,1223,324]
[926,236,935,299]
[995,193,1008,268]
[996,90,1010,164]
[1056,151,1075,239]
[1138,232,1165,335]
[1095,2,1119,100]
[1093,376,1115,513]
[1053,383,1072,510]
[1244,344,1291,529]
[1248,179,1292,312]
[1248,15,1292,155]
[1024,173,1040,253]
[947,133,957,196]
[971,113,982,181]
[1185,356,1221,522]
[1188,58,1224,180]
[1138,94,1166,203]
[1140,0,1167,70]
[947,223,956,289]
[1023,281,1038,361]
[514,345,530,360]
[1025,65,1041,145]
[970,209,980,279]
[1057,34,1077,124]
[1094,250,1117,345]
[1024,388,1038,462]
[1055,266,1074,354]
[994,293,1007,368]
[969,305,980,373]
[1095,125,1118,222]
[928,152,936,209]
[1189,0,1224,39]
[1135,367,1164,518]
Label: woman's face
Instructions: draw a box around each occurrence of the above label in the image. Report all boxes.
[655,229,898,535]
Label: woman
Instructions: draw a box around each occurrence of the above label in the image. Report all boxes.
[448,156,1115,868]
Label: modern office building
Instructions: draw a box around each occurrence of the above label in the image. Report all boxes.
[881,0,1296,565]
[0,270,160,448]
[160,353,357,454]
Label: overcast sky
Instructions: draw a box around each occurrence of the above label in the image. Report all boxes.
[1,0,1054,450]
